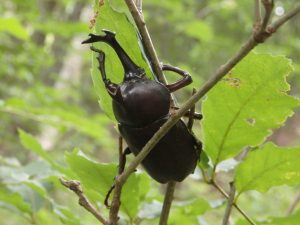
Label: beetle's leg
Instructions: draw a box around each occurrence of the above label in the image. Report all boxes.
[104,137,132,208]
[90,46,120,97]
[161,64,192,93]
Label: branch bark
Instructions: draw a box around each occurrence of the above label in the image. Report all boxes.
[222,182,236,225]
[159,181,177,225]
[124,0,167,84]
[60,178,108,225]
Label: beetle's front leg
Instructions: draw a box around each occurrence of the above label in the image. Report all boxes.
[90,46,120,97]
[161,64,192,92]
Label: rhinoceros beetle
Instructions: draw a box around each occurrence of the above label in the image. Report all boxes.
[82,29,202,183]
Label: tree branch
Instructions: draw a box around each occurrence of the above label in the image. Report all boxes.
[59,178,108,225]
[124,0,167,84]
[222,182,236,225]
[119,4,300,186]
[159,181,176,225]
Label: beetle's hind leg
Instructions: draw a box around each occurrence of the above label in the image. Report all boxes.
[90,46,120,97]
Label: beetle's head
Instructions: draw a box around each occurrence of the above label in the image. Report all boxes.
[82,29,146,82]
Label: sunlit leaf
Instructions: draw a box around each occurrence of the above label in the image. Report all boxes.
[0,17,29,40]
[202,53,299,165]
[235,142,300,195]
[65,149,116,202]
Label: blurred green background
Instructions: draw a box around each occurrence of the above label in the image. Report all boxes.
[1,0,300,225]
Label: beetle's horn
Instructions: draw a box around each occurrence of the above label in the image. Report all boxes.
[82,29,144,80]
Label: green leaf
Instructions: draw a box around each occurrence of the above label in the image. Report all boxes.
[65,150,117,202]
[202,53,299,165]
[121,173,150,219]
[0,17,29,40]
[19,129,53,164]
[169,198,211,224]
[19,129,72,176]
[65,150,150,218]
[0,188,32,214]
[235,142,300,195]
[53,204,81,225]
[261,209,300,225]
[90,1,153,119]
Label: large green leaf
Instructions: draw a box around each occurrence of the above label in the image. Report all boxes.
[90,1,153,119]
[65,150,150,219]
[65,149,117,202]
[202,53,299,166]
[235,142,300,195]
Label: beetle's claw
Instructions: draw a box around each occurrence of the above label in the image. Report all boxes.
[81,33,97,44]
[101,29,116,37]
[82,30,116,44]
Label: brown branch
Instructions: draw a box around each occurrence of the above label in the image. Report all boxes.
[269,4,300,32]
[222,182,236,225]
[124,0,167,84]
[261,0,274,30]
[254,0,262,33]
[59,178,108,225]
[159,181,177,225]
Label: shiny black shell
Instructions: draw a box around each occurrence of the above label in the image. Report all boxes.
[119,116,200,183]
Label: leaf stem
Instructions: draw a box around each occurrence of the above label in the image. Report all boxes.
[211,180,256,225]
[222,182,236,225]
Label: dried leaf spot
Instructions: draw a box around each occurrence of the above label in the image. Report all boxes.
[246,118,256,126]
[223,77,241,88]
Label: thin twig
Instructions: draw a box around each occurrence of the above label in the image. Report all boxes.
[211,181,256,225]
[59,178,108,225]
[118,4,300,186]
[261,0,274,30]
[255,0,262,25]
[269,4,300,32]
[124,0,167,84]
[286,191,300,216]
[109,178,123,225]
[222,182,236,225]
[108,136,128,224]
[159,181,177,225]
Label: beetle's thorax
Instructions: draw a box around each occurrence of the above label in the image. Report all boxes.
[112,78,171,128]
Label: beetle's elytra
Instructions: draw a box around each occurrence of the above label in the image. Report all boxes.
[82,29,202,183]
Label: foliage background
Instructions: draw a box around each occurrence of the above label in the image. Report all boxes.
[1,0,300,225]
